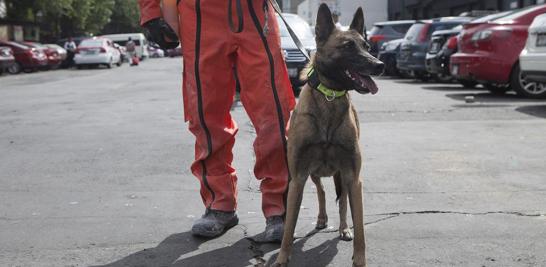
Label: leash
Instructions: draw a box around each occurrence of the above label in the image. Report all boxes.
[268,0,311,61]
[224,0,310,60]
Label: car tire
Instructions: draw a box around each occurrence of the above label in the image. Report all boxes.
[484,83,509,95]
[415,72,430,82]
[7,62,21,74]
[435,73,453,83]
[459,80,477,88]
[511,63,546,99]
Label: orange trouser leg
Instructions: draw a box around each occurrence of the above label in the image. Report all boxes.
[179,0,239,212]
[236,0,296,217]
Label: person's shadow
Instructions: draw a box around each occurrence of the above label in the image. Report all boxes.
[93,229,340,267]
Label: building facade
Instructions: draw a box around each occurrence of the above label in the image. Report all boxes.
[297,0,388,29]
[388,0,546,20]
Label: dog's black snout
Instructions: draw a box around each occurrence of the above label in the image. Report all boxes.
[373,62,385,75]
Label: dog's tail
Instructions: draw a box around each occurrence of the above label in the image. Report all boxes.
[334,173,342,202]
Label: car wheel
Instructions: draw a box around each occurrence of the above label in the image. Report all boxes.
[77,65,84,69]
[511,63,546,99]
[484,83,509,95]
[459,80,477,88]
[435,73,453,83]
[7,62,21,74]
[415,72,430,82]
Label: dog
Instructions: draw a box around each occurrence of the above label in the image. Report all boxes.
[273,4,384,267]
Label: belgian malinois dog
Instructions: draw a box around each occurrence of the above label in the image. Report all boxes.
[273,4,384,267]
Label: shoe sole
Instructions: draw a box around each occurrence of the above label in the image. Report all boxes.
[191,216,239,238]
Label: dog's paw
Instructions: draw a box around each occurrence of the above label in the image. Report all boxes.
[315,216,328,230]
[315,221,328,230]
[339,228,353,241]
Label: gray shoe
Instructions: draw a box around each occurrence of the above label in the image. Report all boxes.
[191,209,239,238]
[254,216,284,243]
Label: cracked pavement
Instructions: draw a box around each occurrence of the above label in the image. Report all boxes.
[1,58,545,266]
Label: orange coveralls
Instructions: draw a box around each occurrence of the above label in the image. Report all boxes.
[138,0,295,217]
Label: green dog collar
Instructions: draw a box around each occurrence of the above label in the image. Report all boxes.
[307,67,347,101]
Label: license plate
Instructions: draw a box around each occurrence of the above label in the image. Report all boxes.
[85,50,98,55]
[287,68,298,78]
[451,64,459,76]
[537,34,546,47]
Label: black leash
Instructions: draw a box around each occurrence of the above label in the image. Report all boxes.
[267,0,311,61]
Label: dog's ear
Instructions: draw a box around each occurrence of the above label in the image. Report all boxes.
[349,7,366,37]
[315,4,335,44]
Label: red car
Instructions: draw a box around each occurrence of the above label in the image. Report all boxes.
[450,4,546,95]
[24,42,64,69]
[0,41,48,74]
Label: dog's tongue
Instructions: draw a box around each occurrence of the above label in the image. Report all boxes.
[352,71,379,95]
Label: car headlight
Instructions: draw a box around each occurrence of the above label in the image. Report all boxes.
[471,30,492,42]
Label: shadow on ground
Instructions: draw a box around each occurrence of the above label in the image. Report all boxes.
[446,92,546,103]
[515,105,546,119]
[421,85,482,91]
[93,230,341,267]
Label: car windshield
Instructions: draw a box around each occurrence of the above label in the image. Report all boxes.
[7,42,29,49]
[494,5,545,22]
[405,23,425,41]
[470,11,514,23]
[278,15,314,40]
[79,40,104,47]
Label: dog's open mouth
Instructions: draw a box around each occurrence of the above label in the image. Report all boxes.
[345,70,379,95]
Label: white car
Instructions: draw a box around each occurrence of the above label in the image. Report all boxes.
[519,13,546,98]
[74,38,122,69]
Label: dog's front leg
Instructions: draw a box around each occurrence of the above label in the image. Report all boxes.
[273,179,306,266]
[348,178,366,267]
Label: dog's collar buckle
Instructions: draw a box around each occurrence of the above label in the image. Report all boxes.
[307,67,347,101]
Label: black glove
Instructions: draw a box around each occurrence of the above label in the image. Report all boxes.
[143,18,180,50]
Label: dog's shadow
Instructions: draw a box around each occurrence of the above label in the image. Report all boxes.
[93,229,340,267]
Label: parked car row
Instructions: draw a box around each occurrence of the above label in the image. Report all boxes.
[376,4,546,99]
[0,33,169,77]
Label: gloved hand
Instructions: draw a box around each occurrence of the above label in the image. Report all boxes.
[143,18,180,50]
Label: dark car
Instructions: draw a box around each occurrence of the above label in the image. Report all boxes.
[0,46,16,75]
[397,17,473,81]
[368,20,415,57]
[377,38,405,76]
[425,12,513,85]
[278,13,316,93]
[425,26,463,82]
[0,41,48,74]
[451,4,546,97]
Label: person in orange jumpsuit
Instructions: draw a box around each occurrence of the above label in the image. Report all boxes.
[138,0,296,241]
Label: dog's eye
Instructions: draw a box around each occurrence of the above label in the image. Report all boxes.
[340,41,354,49]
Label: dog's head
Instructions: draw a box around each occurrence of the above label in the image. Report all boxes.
[313,4,384,94]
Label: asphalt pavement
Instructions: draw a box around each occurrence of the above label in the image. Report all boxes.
[1,58,545,267]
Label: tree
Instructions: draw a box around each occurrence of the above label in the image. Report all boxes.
[101,0,141,34]
[4,0,136,41]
